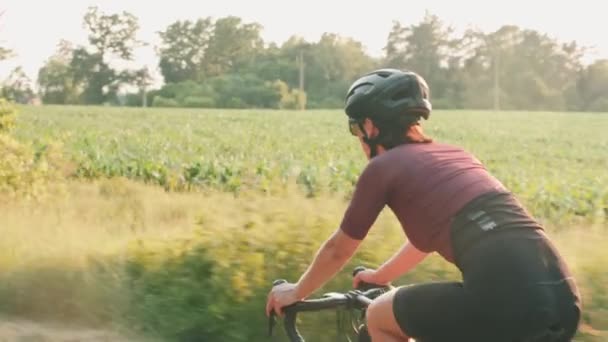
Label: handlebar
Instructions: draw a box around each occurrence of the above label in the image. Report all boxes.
[268,267,393,341]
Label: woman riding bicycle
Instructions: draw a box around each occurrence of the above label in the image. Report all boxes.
[266,69,581,341]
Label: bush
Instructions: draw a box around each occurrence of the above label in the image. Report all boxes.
[183,96,215,108]
[307,96,341,109]
[211,74,281,108]
[117,193,451,341]
[153,96,180,108]
[275,80,307,109]
[588,98,608,112]
[124,93,144,107]
[0,98,16,133]
[0,135,65,200]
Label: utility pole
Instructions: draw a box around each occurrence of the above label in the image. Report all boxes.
[493,51,500,111]
[297,49,305,110]
[142,85,147,108]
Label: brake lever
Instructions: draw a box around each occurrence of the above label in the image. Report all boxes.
[268,310,277,337]
[268,279,288,337]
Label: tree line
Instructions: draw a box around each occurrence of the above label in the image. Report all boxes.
[2,7,608,111]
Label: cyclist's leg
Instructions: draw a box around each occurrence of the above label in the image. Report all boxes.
[366,288,411,342]
[390,281,491,342]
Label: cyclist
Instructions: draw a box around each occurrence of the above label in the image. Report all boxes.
[266,69,581,341]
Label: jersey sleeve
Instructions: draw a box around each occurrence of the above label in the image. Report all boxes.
[339,160,389,240]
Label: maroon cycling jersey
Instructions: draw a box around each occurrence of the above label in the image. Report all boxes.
[339,142,509,263]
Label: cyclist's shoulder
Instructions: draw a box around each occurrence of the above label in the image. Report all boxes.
[380,141,470,160]
[412,141,479,159]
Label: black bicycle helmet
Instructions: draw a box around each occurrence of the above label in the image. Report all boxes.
[344,68,432,121]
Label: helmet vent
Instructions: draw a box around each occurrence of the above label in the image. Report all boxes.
[349,83,373,97]
[391,90,410,101]
[376,71,392,78]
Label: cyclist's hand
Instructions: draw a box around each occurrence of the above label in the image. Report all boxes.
[353,269,389,289]
[266,282,300,318]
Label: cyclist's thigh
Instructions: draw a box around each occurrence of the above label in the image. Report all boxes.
[366,289,409,340]
[392,281,494,342]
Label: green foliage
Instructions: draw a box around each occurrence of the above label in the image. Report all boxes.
[182,96,215,108]
[150,13,606,111]
[577,60,608,112]
[36,7,144,105]
[0,101,67,200]
[158,18,213,83]
[83,6,141,60]
[204,16,264,77]
[0,134,65,201]
[0,98,16,133]
[210,74,280,108]
[0,46,11,61]
[0,12,12,62]
[157,16,263,83]
[1,67,36,104]
[38,59,78,105]
[34,11,608,109]
[152,96,179,108]
[274,80,307,109]
[38,41,80,105]
[153,76,281,109]
[119,195,362,341]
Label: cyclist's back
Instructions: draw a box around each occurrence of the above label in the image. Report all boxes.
[341,141,511,262]
[340,141,581,341]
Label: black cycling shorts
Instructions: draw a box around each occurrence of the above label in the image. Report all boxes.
[392,191,582,342]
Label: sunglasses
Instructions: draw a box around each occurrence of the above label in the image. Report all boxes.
[348,118,365,137]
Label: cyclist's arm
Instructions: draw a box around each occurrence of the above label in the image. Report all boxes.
[295,229,361,299]
[296,159,387,299]
[373,242,429,284]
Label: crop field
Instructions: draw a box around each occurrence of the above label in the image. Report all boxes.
[13,106,608,224]
[1,105,606,341]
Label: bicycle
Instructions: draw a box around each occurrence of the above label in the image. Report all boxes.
[268,267,394,342]
[268,267,573,342]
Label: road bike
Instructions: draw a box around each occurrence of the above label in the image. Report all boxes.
[268,267,393,342]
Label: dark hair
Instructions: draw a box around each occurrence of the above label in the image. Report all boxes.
[371,113,432,149]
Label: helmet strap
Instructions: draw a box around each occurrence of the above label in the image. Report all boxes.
[359,122,379,158]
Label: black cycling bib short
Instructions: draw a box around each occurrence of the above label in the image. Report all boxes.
[392,191,581,341]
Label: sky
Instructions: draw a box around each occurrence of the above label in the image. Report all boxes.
[1,0,607,87]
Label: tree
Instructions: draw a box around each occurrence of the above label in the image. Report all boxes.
[70,6,143,104]
[1,67,35,104]
[83,6,141,60]
[149,13,599,111]
[38,40,80,104]
[458,26,520,109]
[203,16,264,76]
[256,34,375,109]
[0,44,10,62]
[0,11,12,61]
[577,60,608,112]
[158,18,213,83]
[459,26,586,110]
[302,34,376,108]
[384,12,458,105]
[132,67,153,107]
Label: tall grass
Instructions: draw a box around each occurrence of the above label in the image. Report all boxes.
[0,179,605,341]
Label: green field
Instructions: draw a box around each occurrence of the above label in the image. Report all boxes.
[1,105,607,341]
[14,106,608,225]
